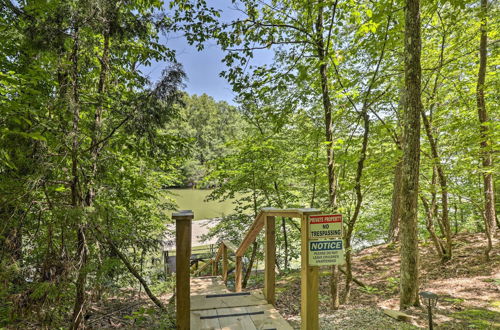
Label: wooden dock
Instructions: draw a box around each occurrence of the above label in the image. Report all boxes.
[190,277,293,329]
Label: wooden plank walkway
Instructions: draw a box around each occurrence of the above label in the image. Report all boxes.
[190,277,293,329]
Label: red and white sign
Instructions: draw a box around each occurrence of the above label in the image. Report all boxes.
[308,214,343,239]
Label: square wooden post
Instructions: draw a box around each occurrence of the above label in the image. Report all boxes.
[264,215,276,305]
[301,213,319,330]
[213,258,218,276]
[163,251,169,275]
[173,210,193,330]
[222,245,228,284]
[235,256,243,292]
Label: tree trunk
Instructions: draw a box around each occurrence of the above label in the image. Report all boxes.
[421,194,445,259]
[243,242,258,288]
[314,0,340,310]
[476,0,495,260]
[330,265,340,310]
[95,228,167,311]
[343,110,370,304]
[68,24,88,330]
[400,0,422,310]
[389,159,403,242]
[421,111,452,261]
[281,218,289,270]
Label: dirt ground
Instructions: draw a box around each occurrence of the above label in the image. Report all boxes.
[85,233,498,329]
[273,233,500,329]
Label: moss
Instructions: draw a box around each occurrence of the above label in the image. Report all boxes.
[442,297,465,304]
[319,270,331,276]
[275,287,286,293]
[359,252,381,261]
[450,308,500,329]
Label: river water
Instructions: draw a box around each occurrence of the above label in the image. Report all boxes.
[166,188,240,220]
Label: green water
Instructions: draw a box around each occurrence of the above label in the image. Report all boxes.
[166,189,239,220]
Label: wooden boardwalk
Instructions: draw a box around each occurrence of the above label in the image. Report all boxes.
[190,277,293,329]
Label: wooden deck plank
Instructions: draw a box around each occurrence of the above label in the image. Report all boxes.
[190,308,221,330]
[189,276,292,329]
[191,277,230,295]
[191,292,268,311]
[246,304,293,330]
[217,307,257,330]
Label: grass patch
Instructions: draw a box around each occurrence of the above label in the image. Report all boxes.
[450,308,500,329]
[442,297,465,304]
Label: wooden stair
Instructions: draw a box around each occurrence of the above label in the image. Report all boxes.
[190,277,293,329]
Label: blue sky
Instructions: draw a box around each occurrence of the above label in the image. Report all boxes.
[144,1,273,105]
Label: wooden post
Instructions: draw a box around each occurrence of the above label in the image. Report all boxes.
[301,213,319,330]
[173,210,193,330]
[222,244,228,284]
[264,215,276,305]
[235,256,243,292]
[163,251,169,275]
[213,257,218,276]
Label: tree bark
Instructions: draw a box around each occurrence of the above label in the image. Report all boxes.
[476,0,495,260]
[243,241,258,288]
[421,107,452,261]
[68,23,88,330]
[400,0,422,310]
[95,228,167,311]
[343,110,370,304]
[388,159,403,242]
[314,0,340,310]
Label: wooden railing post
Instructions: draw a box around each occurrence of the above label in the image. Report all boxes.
[222,244,228,284]
[264,215,276,305]
[300,211,319,330]
[173,210,193,330]
[235,256,243,292]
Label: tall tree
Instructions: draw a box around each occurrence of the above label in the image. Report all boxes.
[399,0,422,309]
[476,0,496,260]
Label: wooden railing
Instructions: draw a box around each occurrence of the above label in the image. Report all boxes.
[208,208,320,304]
[174,207,322,329]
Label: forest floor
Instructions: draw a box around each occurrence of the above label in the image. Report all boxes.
[270,232,500,329]
[83,233,499,329]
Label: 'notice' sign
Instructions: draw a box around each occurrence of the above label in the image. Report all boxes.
[308,214,342,239]
[308,239,345,266]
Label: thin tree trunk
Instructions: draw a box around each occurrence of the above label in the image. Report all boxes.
[314,0,340,310]
[272,181,289,270]
[421,194,445,259]
[389,159,403,242]
[86,30,109,205]
[419,23,452,261]
[343,110,370,304]
[330,265,340,310]
[95,228,167,311]
[243,242,258,288]
[310,137,321,208]
[281,218,289,270]
[69,24,87,330]
[421,112,451,261]
[476,0,495,260]
[400,0,422,310]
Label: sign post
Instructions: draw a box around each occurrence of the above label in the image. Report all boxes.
[307,214,345,266]
[301,213,345,330]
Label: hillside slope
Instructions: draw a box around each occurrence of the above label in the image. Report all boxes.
[272,233,499,329]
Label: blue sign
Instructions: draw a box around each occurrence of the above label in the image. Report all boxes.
[308,239,345,266]
[309,240,343,251]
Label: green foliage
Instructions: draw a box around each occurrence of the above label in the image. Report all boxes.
[359,285,383,295]
[0,0,190,327]
[166,93,243,186]
[1,0,499,326]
